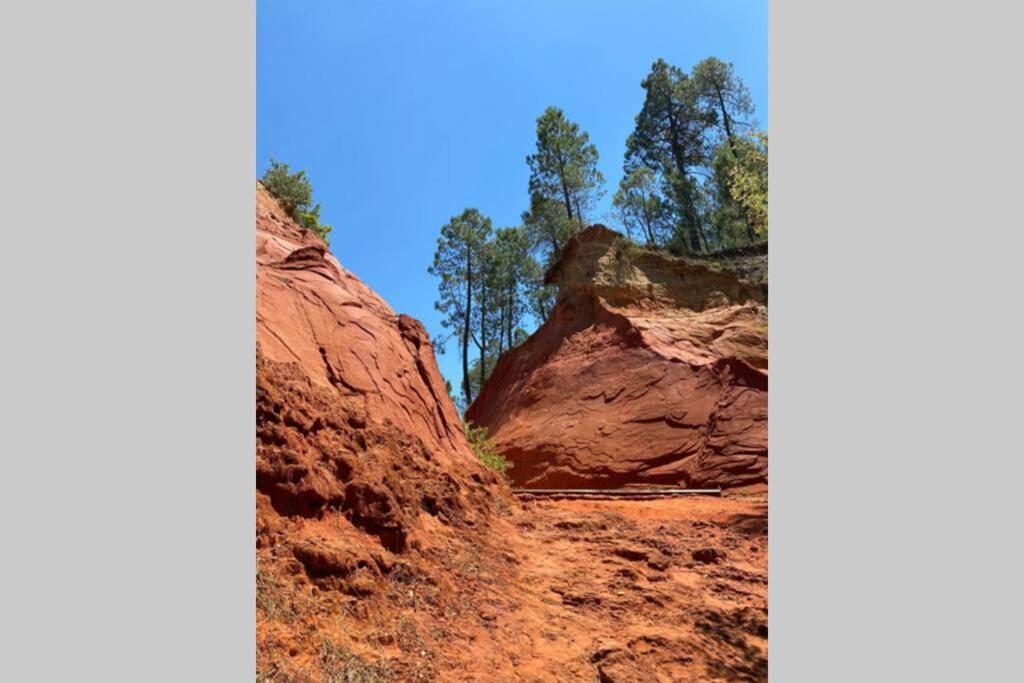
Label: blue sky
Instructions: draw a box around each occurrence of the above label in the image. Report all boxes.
[257,0,767,389]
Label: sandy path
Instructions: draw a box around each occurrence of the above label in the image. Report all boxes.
[441,494,768,682]
[258,493,767,682]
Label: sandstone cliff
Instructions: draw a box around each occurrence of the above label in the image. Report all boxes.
[256,184,511,678]
[467,226,768,490]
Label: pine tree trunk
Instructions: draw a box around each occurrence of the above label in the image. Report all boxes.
[507,290,514,349]
[557,154,575,224]
[479,278,488,380]
[497,304,505,358]
[689,225,702,253]
[716,88,737,153]
[561,183,574,224]
[641,190,656,246]
[462,252,472,407]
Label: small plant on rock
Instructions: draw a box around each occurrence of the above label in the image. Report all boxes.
[464,422,511,479]
[261,159,333,245]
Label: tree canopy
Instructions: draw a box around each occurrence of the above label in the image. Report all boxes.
[620,57,765,254]
[727,131,768,239]
[527,107,604,235]
[692,56,755,152]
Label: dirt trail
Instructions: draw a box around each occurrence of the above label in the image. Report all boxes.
[258,492,766,682]
[429,493,768,682]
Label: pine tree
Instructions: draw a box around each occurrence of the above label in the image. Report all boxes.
[527,107,605,231]
[428,209,492,407]
[624,60,715,253]
[612,167,672,247]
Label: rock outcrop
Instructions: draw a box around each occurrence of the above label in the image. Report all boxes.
[255,184,509,678]
[467,226,768,490]
[256,183,504,538]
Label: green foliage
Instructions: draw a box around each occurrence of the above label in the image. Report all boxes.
[484,227,533,358]
[521,255,556,323]
[691,56,755,145]
[464,422,511,479]
[296,203,332,244]
[612,167,672,248]
[517,110,593,330]
[611,235,644,261]
[429,208,493,407]
[706,144,754,247]
[261,159,333,245]
[261,159,312,214]
[465,356,488,406]
[521,193,577,263]
[624,59,714,254]
[620,56,763,253]
[430,210,546,408]
[517,194,571,323]
[527,107,605,230]
[727,131,768,238]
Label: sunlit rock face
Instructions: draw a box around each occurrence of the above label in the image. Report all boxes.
[256,181,505,611]
[467,226,767,490]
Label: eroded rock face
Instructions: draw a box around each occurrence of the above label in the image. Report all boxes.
[256,183,504,595]
[467,226,768,490]
[257,185,476,468]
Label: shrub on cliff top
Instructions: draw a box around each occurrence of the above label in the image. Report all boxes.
[464,422,511,480]
[261,159,333,245]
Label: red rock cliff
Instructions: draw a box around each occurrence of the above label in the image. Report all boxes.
[256,184,509,675]
[466,226,768,490]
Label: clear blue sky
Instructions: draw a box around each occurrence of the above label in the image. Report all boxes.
[257,0,767,389]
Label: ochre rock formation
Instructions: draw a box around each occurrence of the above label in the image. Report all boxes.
[256,181,507,545]
[467,226,768,490]
[255,190,767,680]
[256,184,509,677]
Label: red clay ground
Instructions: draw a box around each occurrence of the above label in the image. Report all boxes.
[257,491,767,682]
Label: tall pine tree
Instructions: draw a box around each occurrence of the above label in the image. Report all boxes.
[624,59,714,253]
[527,107,605,237]
[428,209,492,407]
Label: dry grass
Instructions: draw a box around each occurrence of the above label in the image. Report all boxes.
[318,638,395,683]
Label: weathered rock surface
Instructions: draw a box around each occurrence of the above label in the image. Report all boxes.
[467,226,768,490]
[256,184,510,678]
[257,184,480,473]
[255,191,767,681]
[256,182,507,544]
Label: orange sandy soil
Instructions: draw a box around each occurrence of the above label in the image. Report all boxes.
[257,492,767,682]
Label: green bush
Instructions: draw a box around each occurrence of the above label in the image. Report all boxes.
[261,159,333,245]
[464,422,511,479]
[296,202,332,245]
